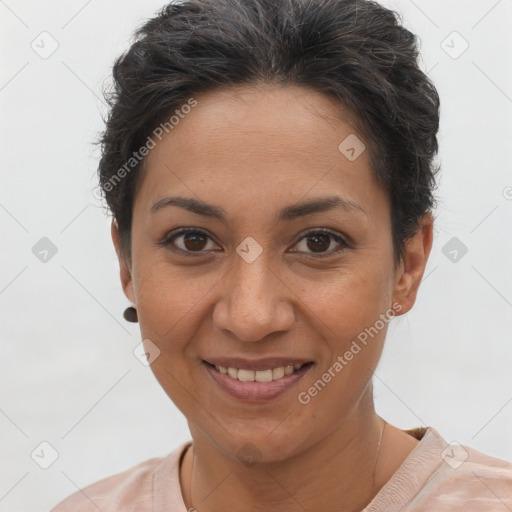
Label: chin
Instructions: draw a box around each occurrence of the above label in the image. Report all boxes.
[214,429,310,466]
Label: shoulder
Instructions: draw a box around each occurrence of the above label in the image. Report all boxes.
[365,427,512,511]
[420,440,512,509]
[50,443,189,512]
[407,428,512,511]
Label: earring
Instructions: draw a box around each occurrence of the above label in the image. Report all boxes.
[123,306,138,323]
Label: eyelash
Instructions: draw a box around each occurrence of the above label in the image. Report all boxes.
[158,227,349,258]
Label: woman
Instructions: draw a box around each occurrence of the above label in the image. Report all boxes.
[51,0,512,510]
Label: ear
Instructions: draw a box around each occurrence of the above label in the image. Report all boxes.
[111,219,135,304]
[392,212,434,315]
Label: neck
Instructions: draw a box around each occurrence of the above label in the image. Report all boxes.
[180,405,394,512]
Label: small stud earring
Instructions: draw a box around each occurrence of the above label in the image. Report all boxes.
[123,306,138,323]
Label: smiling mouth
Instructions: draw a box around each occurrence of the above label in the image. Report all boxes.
[203,361,314,382]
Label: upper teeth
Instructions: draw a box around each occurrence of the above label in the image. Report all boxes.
[214,364,305,382]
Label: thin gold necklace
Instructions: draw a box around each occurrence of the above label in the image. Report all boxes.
[371,419,387,490]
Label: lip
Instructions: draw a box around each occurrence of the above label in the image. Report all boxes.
[202,357,312,371]
[202,360,314,402]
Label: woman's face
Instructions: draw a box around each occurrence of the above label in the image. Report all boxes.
[114,84,423,462]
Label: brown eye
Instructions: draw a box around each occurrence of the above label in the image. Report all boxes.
[161,228,218,254]
[292,229,348,256]
[306,233,331,253]
[182,232,208,251]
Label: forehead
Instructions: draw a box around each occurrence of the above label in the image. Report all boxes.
[135,84,385,219]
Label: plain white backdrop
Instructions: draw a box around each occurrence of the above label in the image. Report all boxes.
[1,0,511,510]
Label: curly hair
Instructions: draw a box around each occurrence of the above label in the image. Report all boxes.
[97,0,440,265]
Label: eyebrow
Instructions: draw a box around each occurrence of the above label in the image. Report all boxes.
[150,195,366,222]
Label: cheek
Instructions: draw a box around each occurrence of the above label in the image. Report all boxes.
[134,254,217,331]
[295,276,392,422]
[298,260,395,339]
[294,259,394,393]
[132,262,216,401]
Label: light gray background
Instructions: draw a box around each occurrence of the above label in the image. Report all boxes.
[1,0,511,510]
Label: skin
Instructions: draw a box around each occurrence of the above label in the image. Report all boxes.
[111,83,433,512]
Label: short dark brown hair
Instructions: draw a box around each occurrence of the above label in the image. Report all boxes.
[97,0,440,265]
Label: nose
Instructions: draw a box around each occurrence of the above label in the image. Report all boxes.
[212,250,295,342]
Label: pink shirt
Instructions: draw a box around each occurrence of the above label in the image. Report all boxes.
[51,427,512,511]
